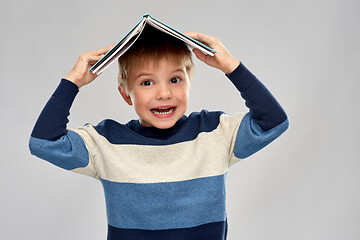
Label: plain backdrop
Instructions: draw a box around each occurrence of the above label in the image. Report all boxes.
[1,0,359,239]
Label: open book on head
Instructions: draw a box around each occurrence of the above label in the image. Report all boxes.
[89,14,217,75]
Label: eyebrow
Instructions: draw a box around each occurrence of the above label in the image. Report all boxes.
[135,68,185,80]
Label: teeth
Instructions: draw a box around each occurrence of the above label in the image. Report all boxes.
[152,107,174,115]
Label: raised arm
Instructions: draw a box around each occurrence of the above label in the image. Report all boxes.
[184,32,289,161]
[29,44,113,173]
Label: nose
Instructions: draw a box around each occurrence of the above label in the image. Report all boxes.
[156,84,172,99]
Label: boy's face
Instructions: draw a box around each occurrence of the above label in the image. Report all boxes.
[119,57,190,129]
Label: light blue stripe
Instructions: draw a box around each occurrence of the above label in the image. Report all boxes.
[101,173,227,230]
[234,113,289,159]
[29,131,89,170]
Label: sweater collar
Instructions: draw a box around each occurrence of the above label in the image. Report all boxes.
[126,115,187,139]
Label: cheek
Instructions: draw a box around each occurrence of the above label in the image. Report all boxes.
[177,86,190,105]
[131,90,152,109]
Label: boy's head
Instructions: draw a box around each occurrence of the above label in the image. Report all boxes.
[117,27,194,129]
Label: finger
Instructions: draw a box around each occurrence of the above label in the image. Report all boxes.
[183,32,204,41]
[93,43,115,55]
[184,32,210,49]
[88,54,106,64]
[185,32,217,48]
[192,48,207,62]
[183,32,198,38]
[194,33,218,47]
[82,44,114,64]
[93,53,105,61]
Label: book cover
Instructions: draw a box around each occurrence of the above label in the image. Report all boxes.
[89,14,216,75]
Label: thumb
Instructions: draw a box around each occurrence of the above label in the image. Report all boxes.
[192,48,206,62]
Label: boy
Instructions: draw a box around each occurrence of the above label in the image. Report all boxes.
[29,27,289,239]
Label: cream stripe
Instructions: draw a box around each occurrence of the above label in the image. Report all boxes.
[72,113,245,183]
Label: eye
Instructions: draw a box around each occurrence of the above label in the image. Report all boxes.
[170,77,181,84]
[141,80,153,86]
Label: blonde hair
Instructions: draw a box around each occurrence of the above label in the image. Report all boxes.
[117,27,193,93]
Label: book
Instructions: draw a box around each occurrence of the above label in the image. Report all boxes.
[89,14,216,75]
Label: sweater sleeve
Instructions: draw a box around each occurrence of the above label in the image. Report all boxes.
[225,63,289,162]
[29,79,95,177]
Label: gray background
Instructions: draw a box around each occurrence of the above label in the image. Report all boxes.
[1,0,359,239]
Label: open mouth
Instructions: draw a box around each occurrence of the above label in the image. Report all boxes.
[151,107,176,115]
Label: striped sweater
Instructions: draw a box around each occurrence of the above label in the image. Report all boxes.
[29,63,289,239]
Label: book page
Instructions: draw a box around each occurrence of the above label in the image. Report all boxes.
[91,18,147,74]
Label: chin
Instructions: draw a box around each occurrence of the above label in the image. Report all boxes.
[153,121,177,129]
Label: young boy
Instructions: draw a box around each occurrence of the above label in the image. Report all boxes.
[29,27,289,239]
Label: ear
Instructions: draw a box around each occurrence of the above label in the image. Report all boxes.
[118,87,133,106]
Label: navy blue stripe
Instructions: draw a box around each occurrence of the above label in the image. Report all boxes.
[93,110,224,145]
[226,63,288,131]
[31,79,79,140]
[107,220,228,240]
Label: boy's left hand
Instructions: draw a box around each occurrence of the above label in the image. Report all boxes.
[184,32,240,74]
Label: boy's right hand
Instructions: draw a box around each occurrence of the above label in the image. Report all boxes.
[65,44,115,89]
